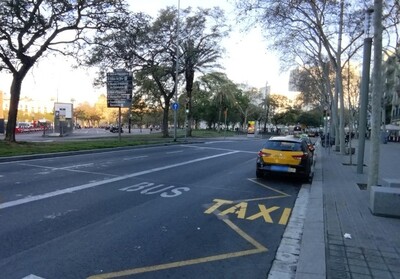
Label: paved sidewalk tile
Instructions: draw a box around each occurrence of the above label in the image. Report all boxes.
[322,141,400,279]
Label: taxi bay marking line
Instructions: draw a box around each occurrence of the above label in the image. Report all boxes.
[87,218,267,279]
[237,178,291,203]
[249,178,291,197]
[87,176,289,278]
[0,151,238,210]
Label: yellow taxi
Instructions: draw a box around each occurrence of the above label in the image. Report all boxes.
[256,136,313,182]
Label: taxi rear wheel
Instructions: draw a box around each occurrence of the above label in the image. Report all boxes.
[256,169,264,178]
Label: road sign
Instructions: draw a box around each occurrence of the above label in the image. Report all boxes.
[107,70,133,108]
[172,103,179,111]
[59,107,66,121]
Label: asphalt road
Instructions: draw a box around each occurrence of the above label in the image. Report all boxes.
[0,138,302,279]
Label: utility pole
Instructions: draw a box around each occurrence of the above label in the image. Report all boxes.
[368,0,383,189]
[357,8,374,174]
[173,0,180,142]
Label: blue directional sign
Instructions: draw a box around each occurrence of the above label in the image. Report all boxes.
[172,103,179,111]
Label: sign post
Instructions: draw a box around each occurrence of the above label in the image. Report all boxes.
[107,69,133,140]
[54,103,73,136]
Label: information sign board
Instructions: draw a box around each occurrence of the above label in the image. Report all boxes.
[107,70,133,108]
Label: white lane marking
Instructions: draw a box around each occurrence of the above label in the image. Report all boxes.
[59,163,94,169]
[181,145,256,154]
[205,141,234,144]
[21,163,94,170]
[19,163,114,176]
[165,151,183,154]
[123,155,148,161]
[22,275,46,279]
[0,151,238,210]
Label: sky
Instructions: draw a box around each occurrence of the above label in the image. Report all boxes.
[0,0,291,105]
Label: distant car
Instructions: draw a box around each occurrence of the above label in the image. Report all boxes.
[110,126,123,133]
[256,136,313,182]
[307,131,316,137]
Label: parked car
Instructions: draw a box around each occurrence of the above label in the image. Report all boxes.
[256,135,313,182]
[298,134,315,153]
[110,126,123,133]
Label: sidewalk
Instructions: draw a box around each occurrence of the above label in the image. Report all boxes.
[321,140,400,279]
[269,139,400,279]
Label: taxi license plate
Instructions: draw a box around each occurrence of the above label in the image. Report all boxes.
[271,166,296,173]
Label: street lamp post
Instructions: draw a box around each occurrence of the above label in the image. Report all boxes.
[173,0,180,142]
[357,8,374,174]
[324,106,329,149]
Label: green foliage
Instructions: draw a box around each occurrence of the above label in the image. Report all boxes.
[1,0,128,142]
[297,110,323,127]
[0,129,237,157]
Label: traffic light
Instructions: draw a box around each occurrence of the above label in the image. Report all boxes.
[185,103,189,113]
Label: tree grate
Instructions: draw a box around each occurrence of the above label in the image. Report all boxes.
[357,183,367,190]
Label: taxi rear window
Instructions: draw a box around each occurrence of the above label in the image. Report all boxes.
[264,141,302,151]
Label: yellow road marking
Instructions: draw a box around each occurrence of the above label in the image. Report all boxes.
[87,178,289,278]
[227,178,290,203]
[222,219,267,251]
[236,195,289,203]
[248,178,291,197]
[219,202,248,219]
[87,248,265,279]
[87,220,267,279]
[246,205,280,222]
[279,208,292,225]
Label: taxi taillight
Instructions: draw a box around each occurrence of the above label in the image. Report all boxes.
[292,153,307,160]
[258,151,271,157]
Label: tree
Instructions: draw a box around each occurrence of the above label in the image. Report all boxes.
[235,0,399,154]
[180,7,230,136]
[297,110,323,128]
[86,8,183,137]
[383,48,400,124]
[86,6,229,138]
[289,65,335,109]
[195,72,239,131]
[268,94,290,115]
[74,102,101,127]
[130,95,150,130]
[0,0,127,142]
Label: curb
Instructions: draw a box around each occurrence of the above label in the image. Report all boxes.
[268,144,326,279]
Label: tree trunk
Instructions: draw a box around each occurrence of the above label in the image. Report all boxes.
[162,100,170,138]
[368,0,383,189]
[185,69,194,137]
[337,0,346,155]
[337,73,346,154]
[5,71,28,142]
